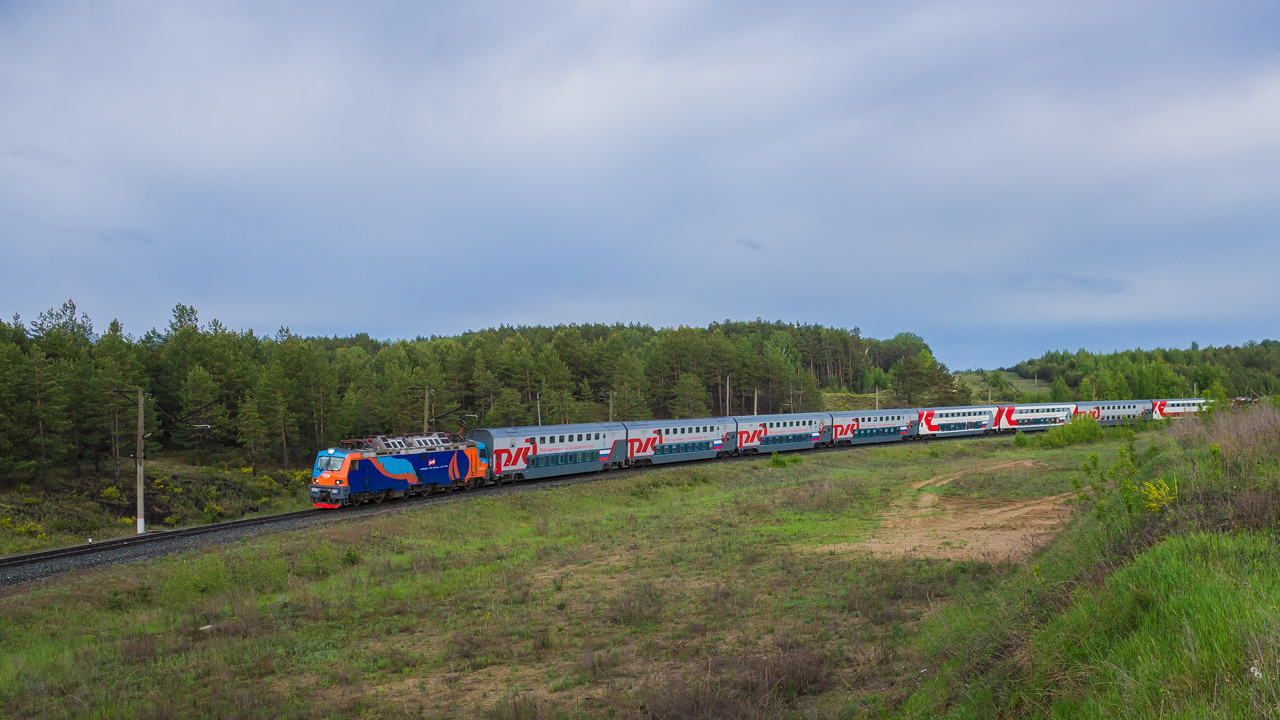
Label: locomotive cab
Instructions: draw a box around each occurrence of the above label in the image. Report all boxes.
[310,449,353,508]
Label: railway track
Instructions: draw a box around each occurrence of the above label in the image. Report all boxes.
[0,431,1005,585]
[0,508,326,571]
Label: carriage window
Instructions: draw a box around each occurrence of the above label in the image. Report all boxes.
[559,435,565,442]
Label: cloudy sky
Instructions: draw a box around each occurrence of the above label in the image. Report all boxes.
[3,1,1278,368]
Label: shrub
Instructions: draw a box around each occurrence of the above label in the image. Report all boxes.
[1013,431,1028,448]
[1039,414,1103,448]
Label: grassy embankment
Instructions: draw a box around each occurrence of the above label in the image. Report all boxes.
[3,407,1278,718]
[0,460,314,556]
[898,405,1280,718]
[955,370,1044,400]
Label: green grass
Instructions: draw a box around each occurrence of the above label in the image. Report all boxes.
[897,530,1280,719]
[889,407,1280,719]
[932,462,1079,501]
[1033,532,1280,717]
[957,370,1047,399]
[3,410,1276,719]
[0,437,1063,718]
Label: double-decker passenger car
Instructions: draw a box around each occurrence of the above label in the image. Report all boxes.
[990,404,1076,432]
[827,410,912,445]
[467,422,627,482]
[731,413,827,454]
[916,405,998,438]
[622,417,736,466]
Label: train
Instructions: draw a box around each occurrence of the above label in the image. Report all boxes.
[308,397,1207,507]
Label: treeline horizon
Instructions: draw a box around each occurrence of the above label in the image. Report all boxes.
[999,341,1280,403]
[0,301,969,479]
[6,300,1271,481]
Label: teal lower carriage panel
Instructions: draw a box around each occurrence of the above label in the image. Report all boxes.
[749,440,817,453]
[648,449,721,465]
[930,429,987,438]
[842,434,905,446]
[519,459,606,480]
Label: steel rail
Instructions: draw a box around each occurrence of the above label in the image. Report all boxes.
[0,509,325,570]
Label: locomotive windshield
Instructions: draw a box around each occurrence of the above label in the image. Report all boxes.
[314,455,344,472]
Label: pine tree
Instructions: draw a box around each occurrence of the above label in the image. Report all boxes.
[29,346,70,472]
[236,390,267,474]
[257,364,298,469]
[1050,374,1070,402]
[472,353,499,416]
[612,353,651,421]
[0,339,34,473]
[669,373,710,419]
[890,351,932,404]
[177,365,229,456]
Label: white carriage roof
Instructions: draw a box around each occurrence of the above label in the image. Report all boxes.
[624,417,733,427]
[478,422,627,439]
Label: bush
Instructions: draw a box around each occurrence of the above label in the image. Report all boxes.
[1039,414,1103,448]
[1013,431,1028,448]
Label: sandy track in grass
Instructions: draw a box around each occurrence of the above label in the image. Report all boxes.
[819,487,1075,562]
[911,459,1042,489]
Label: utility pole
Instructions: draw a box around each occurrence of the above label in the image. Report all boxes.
[753,388,758,415]
[875,386,879,410]
[136,388,145,535]
[725,375,730,416]
[609,390,615,422]
[988,387,992,404]
[537,393,542,426]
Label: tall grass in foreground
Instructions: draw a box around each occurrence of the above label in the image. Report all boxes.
[893,402,1280,719]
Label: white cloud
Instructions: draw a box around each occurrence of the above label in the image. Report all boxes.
[0,1,1277,366]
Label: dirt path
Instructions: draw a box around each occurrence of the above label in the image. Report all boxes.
[911,459,1041,489]
[821,460,1074,562]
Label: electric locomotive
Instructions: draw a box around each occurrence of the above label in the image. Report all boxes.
[309,432,489,507]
